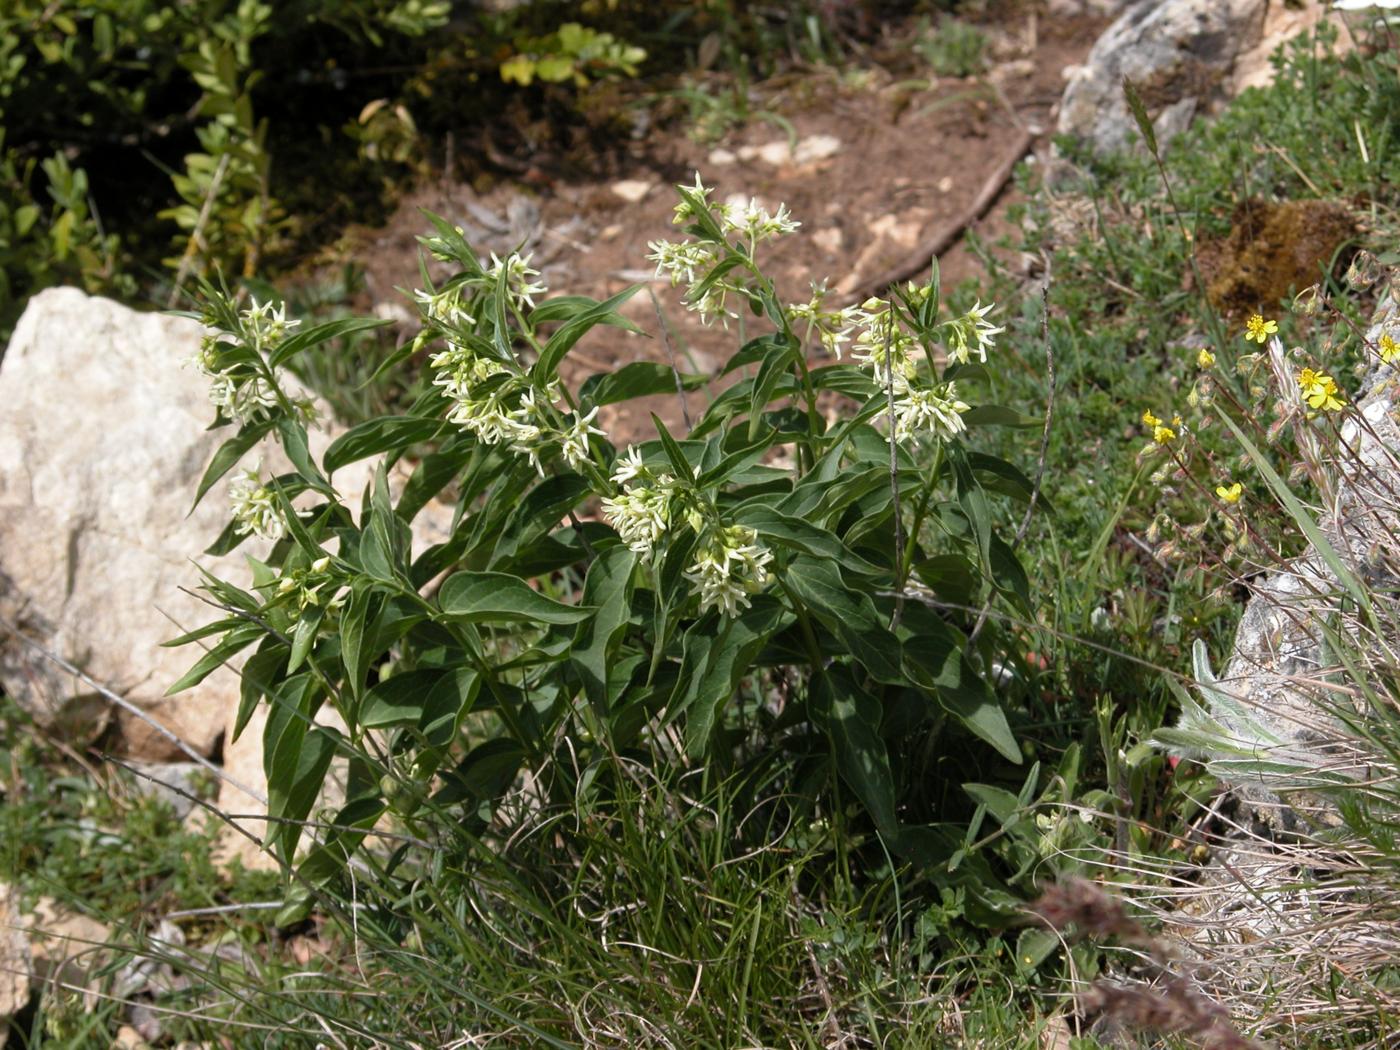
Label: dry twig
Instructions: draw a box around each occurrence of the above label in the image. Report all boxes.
[839,127,1035,306]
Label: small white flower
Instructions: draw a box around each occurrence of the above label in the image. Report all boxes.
[208,372,280,425]
[228,468,284,541]
[241,297,300,351]
[560,407,607,470]
[611,445,648,486]
[274,562,347,619]
[672,171,715,225]
[191,329,286,426]
[431,342,507,403]
[720,197,800,243]
[483,251,547,310]
[413,285,475,327]
[647,239,720,287]
[787,284,861,359]
[851,325,918,388]
[945,300,1003,365]
[685,282,737,328]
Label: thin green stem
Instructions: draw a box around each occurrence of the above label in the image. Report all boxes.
[898,441,945,586]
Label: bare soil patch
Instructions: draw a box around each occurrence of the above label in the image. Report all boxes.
[331,7,1106,442]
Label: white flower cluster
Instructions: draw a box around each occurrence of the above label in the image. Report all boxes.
[429,343,604,474]
[786,282,863,358]
[647,174,800,327]
[718,197,800,246]
[850,299,919,388]
[889,382,971,441]
[415,251,545,328]
[228,467,284,541]
[849,296,994,442]
[602,448,775,617]
[413,283,474,328]
[600,448,678,558]
[190,298,315,426]
[943,300,1003,365]
[482,251,547,312]
[203,360,280,424]
[683,524,774,618]
[242,297,300,352]
[559,407,607,470]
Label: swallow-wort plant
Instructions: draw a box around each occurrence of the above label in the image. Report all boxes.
[172,177,1040,898]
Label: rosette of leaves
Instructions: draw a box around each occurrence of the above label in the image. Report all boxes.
[173,184,1040,912]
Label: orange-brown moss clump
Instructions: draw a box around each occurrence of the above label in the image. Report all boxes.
[1198,198,1356,320]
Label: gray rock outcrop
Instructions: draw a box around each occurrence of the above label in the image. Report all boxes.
[1162,293,1400,832]
[1057,0,1270,155]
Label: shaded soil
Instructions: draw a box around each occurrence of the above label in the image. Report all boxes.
[328,6,1106,442]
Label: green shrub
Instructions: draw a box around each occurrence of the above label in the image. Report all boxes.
[0,2,648,339]
[915,16,986,79]
[173,178,1046,912]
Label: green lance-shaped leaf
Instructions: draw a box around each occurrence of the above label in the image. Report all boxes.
[166,622,264,695]
[268,316,393,369]
[295,795,386,889]
[532,285,643,383]
[267,725,337,862]
[191,419,274,510]
[572,546,637,715]
[579,361,708,407]
[438,571,596,625]
[359,668,445,728]
[785,556,903,683]
[813,664,898,837]
[678,597,791,756]
[323,416,446,474]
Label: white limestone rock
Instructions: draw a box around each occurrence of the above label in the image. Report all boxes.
[0,288,450,766]
[0,884,30,1042]
[1056,0,1268,155]
[0,288,264,758]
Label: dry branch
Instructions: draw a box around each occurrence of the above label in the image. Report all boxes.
[839,127,1035,306]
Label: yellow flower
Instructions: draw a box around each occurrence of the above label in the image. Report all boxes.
[1153,424,1176,445]
[1244,314,1278,343]
[1380,332,1400,365]
[1142,409,1162,428]
[1197,347,1215,369]
[1216,481,1243,504]
[1298,368,1345,411]
[1310,377,1346,412]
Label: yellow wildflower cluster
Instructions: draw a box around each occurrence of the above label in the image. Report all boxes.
[1142,409,1177,445]
[1297,368,1346,412]
[1244,314,1278,344]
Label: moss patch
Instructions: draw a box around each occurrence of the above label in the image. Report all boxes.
[1198,198,1357,319]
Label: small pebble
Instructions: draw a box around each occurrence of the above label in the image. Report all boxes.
[610,179,654,204]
